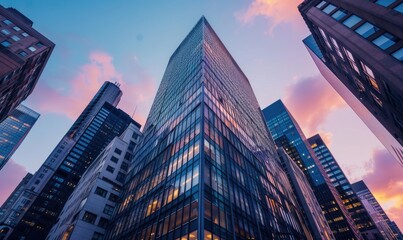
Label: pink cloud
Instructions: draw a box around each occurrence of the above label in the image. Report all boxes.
[0,159,28,205]
[29,51,156,126]
[283,75,347,138]
[363,149,403,231]
[236,0,304,33]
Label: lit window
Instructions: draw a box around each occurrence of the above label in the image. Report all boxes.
[343,15,362,28]
[28,46,36,52]
[316,1,327,8]
[11,35,20,41]
[372,32,397,50]
[392,48,403,61]
[3,19,12,25]
[1,40,11,47]
[13,26,21,31]
[332,9,347,20]
[1,29,10,35]
[394,3,403,12]
[375,0,396,7]
[322,4,336,14]
[355,22,379,38]
[82,211,97,224]
[21,32,29,37]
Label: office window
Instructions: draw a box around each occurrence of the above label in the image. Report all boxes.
[316,1,327,8]
[372,32,397,50]
[361,62,380,92]
[95,187,108,197]
[331,9,347,20]
[92,232,104,240]
[11,35,20,41]
[13,26,21,31]
[371,92,383,107]
[353,77,365,92]
[394,3,403,12]
[355,22,379,38]
[116,172,126,183]
[120,162,128,171]
[343,15,362,28]
[392,48,403,61]
[82,211,97,224]
[28,46,36,52]
[322,4,336,14]
[106,165,115,173]
[1,40,11,47]
[110,156,119,163]
[36,42,44,47]
[3,19,12,25]
[103,204,114,215]
[1,29,10,35]
[109,193,119,202]
[375,0,396,7]
[114,148,122,155]
[21,32,29,37]
[98,217,109,229]
[18,51,28,57]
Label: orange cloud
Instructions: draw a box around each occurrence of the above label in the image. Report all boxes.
[283,75,347,138]
[237,0,303,32]
[29,51,156,126]
[0,159,28,205]
[363,149,403,231]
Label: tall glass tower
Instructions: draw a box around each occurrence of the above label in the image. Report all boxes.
[263,100,362,239]
[308,134,383,239]
[3,82,135,240]
[0,104,39,170]
[106,17,312,240]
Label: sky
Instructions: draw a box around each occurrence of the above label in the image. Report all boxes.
[0,0,402,231]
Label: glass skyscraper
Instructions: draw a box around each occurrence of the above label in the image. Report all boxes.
[308,134,383,239]
[106,17,313,240]
[277,148,335,240]
[0,104,39,170]
[299,0,403,166]
[263,100,362,239]
[3,82,135,240]
[352,180,402,240]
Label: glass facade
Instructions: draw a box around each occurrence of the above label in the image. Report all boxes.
[9,102,138,240]
[352,181,403,240]
[262,100,361,239]
[308,134,383,239]
[0,104,39,170]
[106,17,312,240]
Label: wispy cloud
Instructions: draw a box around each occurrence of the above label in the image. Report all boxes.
[283,75,347,144]
[236,0,303,33]
[362,149,403,231]
[29,51,156,126]
[0,159,28,205]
